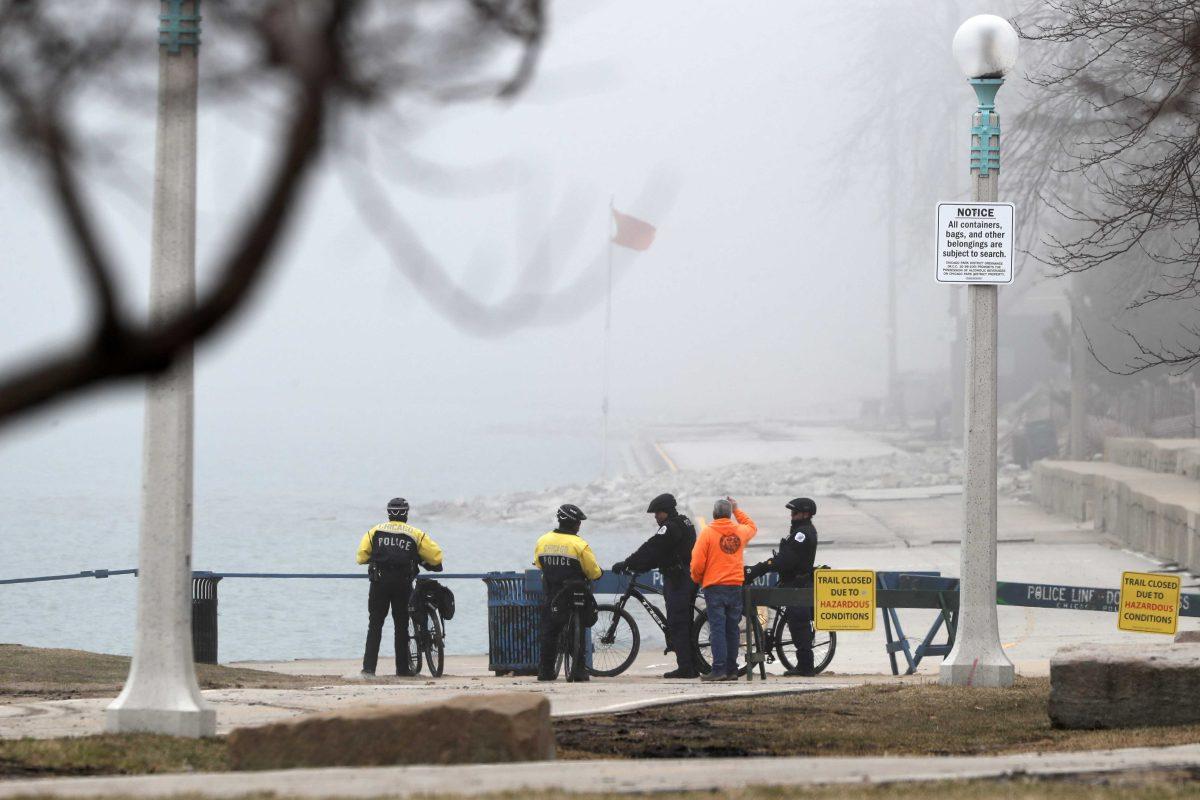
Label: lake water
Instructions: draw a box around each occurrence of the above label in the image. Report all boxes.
[0,401,657,662]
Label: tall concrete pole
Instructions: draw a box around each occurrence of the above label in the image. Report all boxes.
[601,197,614,480]
[1068,277,1089,459]
[886,166,904,425]
[107,0,214,736]
[939,51,1016,686]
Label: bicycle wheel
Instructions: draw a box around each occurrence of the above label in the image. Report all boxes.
[424,603,445,677]
[557,614,580,679]
[774,615,837,675]
[555,617,572,678]
[692,609,753,677]
[813,629,836,674]
[691,610,713,674]
[405,612,423,675]
[588,604,639,677]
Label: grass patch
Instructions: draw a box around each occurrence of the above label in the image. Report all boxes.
[0,644,329,701]
[556,677,1200,759]
[0,734,228,778]
[3,676,1200,781]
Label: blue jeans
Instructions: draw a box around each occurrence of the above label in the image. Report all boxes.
[704,585,744,676]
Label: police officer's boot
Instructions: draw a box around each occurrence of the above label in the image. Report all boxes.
[537,652,556,682]
[785,649,816,677]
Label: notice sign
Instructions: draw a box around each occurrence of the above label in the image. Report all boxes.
[936,202,1014,284]
[814,569,876,631]
[1118,571,1180,635]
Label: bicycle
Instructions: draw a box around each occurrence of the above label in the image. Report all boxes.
[589,574,704,677]
[408,577,449,677]
[692,599,836,677]
[551,580,591,681]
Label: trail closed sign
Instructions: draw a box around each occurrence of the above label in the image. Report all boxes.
[814,569,876,631]
[936,202,1014,284]
[1118,571,1180,635]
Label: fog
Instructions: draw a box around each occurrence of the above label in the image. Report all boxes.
[0,1,1013,505]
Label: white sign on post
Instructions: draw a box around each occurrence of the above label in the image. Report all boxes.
[935,202,1014,284]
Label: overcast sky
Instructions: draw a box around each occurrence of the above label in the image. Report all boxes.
[0,1,1018,499]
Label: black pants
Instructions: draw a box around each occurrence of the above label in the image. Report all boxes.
[663,571,698,673]
[363,573,413,674]
[783,578,814,672]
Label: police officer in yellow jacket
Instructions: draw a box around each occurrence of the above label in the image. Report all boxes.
[356,497,443,677]
[533,504,602,681]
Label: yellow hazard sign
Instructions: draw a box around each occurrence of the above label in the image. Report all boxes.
[814,569,876,631]
[1118,571,1180,635]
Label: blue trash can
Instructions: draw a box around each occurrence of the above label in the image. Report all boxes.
[484,571,593,676]
[484,572,543,675]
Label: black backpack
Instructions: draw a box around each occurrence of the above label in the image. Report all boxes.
[550,580,598,627]
[418,578,456,620]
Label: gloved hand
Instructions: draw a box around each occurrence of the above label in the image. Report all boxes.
[745,560,771,582]
[612,561,628,575]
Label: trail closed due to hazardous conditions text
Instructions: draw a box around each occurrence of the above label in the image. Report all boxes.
[814,569,876,632]
[936,202,1014,284]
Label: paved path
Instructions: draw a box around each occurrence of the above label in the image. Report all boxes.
[0,653,850,739]
[733,489,1196,676]
[2,744,1199,798]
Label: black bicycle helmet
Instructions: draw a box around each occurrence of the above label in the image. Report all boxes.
[556,503,587,524]
[786,497,817,515]
[387,497,410,519]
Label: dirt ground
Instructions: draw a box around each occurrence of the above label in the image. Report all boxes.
[555,678,1200,759]
[3,677,1200,780]
[0,644,335,702]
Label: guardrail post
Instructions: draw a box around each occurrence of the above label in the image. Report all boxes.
[191,575,221,664]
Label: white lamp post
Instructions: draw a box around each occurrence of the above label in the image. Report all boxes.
[939,14,1018,688]
[106,0,214,736]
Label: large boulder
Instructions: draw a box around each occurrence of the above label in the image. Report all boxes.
[1049,643,1200,729]
[228,692,553,770]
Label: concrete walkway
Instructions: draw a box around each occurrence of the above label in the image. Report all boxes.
[2,744,1199,798]
[0,653,851,739]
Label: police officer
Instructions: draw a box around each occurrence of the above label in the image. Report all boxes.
[356,497,444,677]
[533,504,602,682]
[612,493,698,678]
[747,497,819,676]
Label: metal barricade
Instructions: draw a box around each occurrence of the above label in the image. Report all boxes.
[877,571,958,675]
[191,574,222,664]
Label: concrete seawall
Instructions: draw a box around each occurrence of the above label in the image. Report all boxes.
[1105,438,1200,481]
[1033,445,1200,571]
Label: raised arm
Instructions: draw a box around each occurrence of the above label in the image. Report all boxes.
[733,507,757,542]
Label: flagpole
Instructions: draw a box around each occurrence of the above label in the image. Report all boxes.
[602,196,614,480]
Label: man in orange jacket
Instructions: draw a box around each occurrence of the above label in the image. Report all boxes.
[690,496,757,681]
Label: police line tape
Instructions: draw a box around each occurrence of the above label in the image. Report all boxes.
[745,580,1200,617]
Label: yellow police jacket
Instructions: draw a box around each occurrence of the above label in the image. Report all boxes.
[356,521,443,568]
[533,530,602,583]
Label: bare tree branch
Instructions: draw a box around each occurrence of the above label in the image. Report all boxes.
[0,0,552,428]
